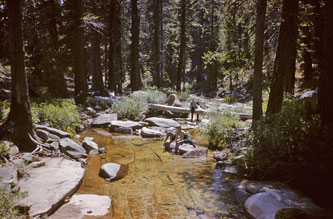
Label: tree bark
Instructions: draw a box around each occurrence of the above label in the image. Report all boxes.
[71,0,87,104]
[153,0,162,88]
[44,0,68,98]
[252,0,267,122]
[89,1,105,96]
[319,0,333,130]
[266,0,299,115]
[6,0,36,151]
[130,0,142,91]
[109,0,122,94]
[176,0,186,92]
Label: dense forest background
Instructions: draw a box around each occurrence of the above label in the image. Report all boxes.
[0,0,333,213]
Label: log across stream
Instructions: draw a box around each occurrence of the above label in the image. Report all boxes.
[77,128,247,219]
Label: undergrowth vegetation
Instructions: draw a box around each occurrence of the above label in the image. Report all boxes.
[238,98,333,207]
[0,184,26,218]
[204,111,240,150]
[111,89,166,120]
[0,99,79,131]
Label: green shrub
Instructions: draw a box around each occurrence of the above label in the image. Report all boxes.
[205,112,240,150]
[130,89,166,104]
[86,97,110,110]
[0,141,10,157]
[223,96,236,104]
[0,101,10,121]
[238,98,333,207]
[111,97,147,121]
[32,99,80,131]
[0,184,26,218]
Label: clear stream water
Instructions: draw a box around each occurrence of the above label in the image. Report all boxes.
[77,128,247,219]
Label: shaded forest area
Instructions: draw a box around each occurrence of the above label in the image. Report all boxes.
[0,0,333,214]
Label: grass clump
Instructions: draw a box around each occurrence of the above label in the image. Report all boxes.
[111,89,167,120]
[131,89,167,104]
[0,101,10,121]
[32,99,80,131]
[0,184,27,218]
[204,111,240,150]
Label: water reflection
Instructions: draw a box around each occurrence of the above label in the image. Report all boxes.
[77,128,246,219]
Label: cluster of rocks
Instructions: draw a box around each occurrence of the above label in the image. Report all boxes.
[34,125,105,161]
[234,181,333,219]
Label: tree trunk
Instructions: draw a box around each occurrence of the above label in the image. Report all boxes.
[89,1,105,96]
[153,0,162,88]
[252,0,267,122]
[266,0,299,115]
[44,0,68,98]
[109,0,122,94]
[176,0,186,92]
[6,0,36,151]
[90,31,105,95]
[319,0,333,131]
[71,0,87,104]
[130,0,142,91]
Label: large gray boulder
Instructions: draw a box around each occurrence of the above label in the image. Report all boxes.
[141,127,162,138]
[99,163,128,181]
[182,147,208,158]
[82,138,98,152]
[178,144,195,154]
[35,125,70,138]
[213,152,228,161]
[245,188,329,219]
[17,158,85,218]
[110,120,146,131]
[91,113,117,128]
[0,166,18,185]
[59,138,87,159]
[50,194,112,219]
[166,94,182,107]
[144,117,180,128]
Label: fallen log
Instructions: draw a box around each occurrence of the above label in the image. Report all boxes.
[148,104,207,114]
[148,103,252,120]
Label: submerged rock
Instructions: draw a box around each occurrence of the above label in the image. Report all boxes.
[50,194,112,219]
[17,158,85,218]
[99,163,128,181]
[59,138,87,159]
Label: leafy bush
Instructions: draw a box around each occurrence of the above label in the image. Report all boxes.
[86,96,110,110]
[32,99,80,131]
[130,89,166,104]
[0,141,10,157]
[111,89,167,120]
[204,112,240,150]
[223,96,236,104]
[111,97,147,121]
[0,101,10,121]
[238,99,333,207]
[0,184,26,218]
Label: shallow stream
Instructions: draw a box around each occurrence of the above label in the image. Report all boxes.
[77,128,247,219]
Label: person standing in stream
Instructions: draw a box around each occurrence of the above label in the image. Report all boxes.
[190,99,199,122]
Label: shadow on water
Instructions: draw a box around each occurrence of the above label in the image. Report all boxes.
[77,128,247,219]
